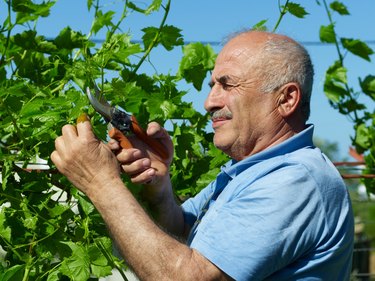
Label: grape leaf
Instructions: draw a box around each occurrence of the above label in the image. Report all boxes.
[341,38,374,61]
[330,1,350,15]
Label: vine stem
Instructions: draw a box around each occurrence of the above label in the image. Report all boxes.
[131,0,171,75]
[72,0,101,62]
[272,0,289,32]
[106,0,129,41]
[321,0,359,122]
[22,264,31,281]
[322,0,344,63]
[96,239,129,281]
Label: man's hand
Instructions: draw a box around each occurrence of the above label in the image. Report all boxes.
[108,122,174,205]
[51,119,121,198]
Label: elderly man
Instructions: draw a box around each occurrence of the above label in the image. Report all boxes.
[52,31,354,280]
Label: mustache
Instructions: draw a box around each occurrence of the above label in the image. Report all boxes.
[210,109,233,119]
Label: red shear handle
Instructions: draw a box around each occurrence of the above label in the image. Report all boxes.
[108,127,133,149]
[108,116,169,160]
[130,116,169,160]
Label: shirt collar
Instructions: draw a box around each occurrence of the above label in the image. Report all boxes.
[221,124,315,179]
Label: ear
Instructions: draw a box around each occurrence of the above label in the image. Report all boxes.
[277,83,301,118]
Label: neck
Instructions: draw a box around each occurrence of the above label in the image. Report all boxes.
[234,120,305,161]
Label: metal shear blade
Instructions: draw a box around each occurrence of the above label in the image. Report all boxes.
[85,86,169,159]
[86,87,133,134]
[86,87,113,121]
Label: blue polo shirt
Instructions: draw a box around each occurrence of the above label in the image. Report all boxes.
[182,125,354,280]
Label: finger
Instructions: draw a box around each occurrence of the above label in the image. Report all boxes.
[121,158,151,176]
[76,118,96,140]
[130,168,156,185]
[146,122,173,160]
[50,150,63,171]
[116,148,143,164]
[54,135,66,154]
[61,124,78,142]
[146,122,165,138]
[108,139,121,151]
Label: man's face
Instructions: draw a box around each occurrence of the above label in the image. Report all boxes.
[204,34,282,161]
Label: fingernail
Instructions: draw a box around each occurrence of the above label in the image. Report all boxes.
[143,159,151,167]
[147,169,155,176]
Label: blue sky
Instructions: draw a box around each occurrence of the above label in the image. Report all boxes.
[2,0,374,159]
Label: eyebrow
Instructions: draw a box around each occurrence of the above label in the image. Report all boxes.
[208,75,234,88]
[217,75,231,84]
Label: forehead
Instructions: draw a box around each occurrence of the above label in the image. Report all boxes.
[212,35,262,80]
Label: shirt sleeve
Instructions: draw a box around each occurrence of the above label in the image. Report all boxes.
[187,164,329,281]
[181,183,214,227]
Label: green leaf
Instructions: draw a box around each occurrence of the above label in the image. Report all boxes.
[13,30,37,50]
[128,0,162,14]
[1,159,13,191]
[77,193,95,216]
[319,24,336,43]
[60,242,90,281]
[54,27,86,50]
[178,43,216,90]
[252,19,268,31]
[341,38,374,61]
[87,0,93,11]
[326,61,347,84]
[0,210,11,242]
[285,2,309,18]
[359,75,375,99]
[147,98,178,120]
[12,0,55,24]
[92,10,115,35]
[142,27,159,50]
[22,215,38,230]
[330,1,350,15]
[355,124,371,150]
[0,264,25,281]
[324,80,347,103]
[46,270,61,281]
[88,238,113,277]
[324,61,349,102]
[160,25,184,51]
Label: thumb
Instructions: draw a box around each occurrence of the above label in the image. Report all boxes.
[76,113,95,139]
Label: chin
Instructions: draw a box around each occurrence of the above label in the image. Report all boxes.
[213,137,231,154]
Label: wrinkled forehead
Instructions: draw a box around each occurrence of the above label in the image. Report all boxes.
[213,35,263,78]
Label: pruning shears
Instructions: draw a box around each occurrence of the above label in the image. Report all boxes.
[86,87,168,159]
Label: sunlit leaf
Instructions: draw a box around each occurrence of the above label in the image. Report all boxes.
[0,210,11,242]
[178,42,216,90]
[330,1,350,15]
[324,61,349,102]
[92,10,115,34]
[88,238,113,277]
[326,61,347,84]
[285,2,309,18]
[252,19,268,31]
[319,24,336,43]
[355,124,371,150]
[341,38,374,61]
[359,75,375,99]
[128,0,162,14]
[60,242,90,281]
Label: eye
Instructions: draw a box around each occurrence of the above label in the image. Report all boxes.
[221,83,234,91]
[208,81,215,88]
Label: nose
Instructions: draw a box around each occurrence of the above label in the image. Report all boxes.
[204,85,225,113]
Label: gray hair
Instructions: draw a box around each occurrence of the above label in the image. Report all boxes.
[257,35,314,122]
[224,30,314,122]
